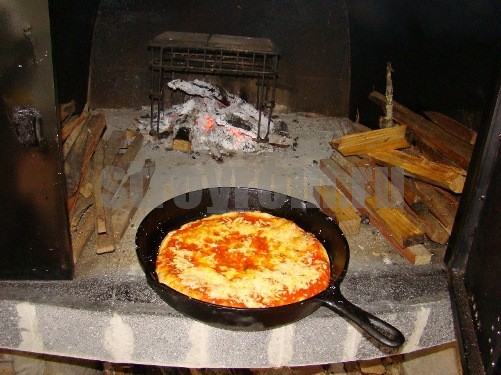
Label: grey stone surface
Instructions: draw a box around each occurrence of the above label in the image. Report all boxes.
[0,111,456,367]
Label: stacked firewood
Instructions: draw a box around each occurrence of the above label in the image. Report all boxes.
[61,105,154,263]
[314,92,477,265]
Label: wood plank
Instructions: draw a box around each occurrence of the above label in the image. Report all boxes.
[66,113,106,212]
[61,113,88,142]
[424,110,477,145]
[313,185,361,236]
[59,100,75,123]
[368,149,466,193]
[330,125,410,156]
[408,179,458,234]
[111,159,156,243]
[365,195,425,248]
[369,91,473,169]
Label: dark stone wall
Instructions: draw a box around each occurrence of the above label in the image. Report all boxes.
[346,0,501,129]
[88,0,351,116]
[49,0,101,113]
[48,0,500,125]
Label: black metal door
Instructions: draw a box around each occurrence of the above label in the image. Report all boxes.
[0,0,73,279]
[446,84,501,374]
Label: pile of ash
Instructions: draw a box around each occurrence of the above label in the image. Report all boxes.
[138,79,290,153]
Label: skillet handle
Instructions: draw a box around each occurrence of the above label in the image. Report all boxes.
[321,291,405,348]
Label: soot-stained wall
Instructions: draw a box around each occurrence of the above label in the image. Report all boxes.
[88,0,351,116]
[49,1,500,126]
[346,0,501,129]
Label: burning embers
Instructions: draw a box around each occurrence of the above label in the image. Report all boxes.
[138,80,290,153]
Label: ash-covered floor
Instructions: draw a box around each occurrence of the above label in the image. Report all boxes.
[0,108,455,369]
[75,108,447,280]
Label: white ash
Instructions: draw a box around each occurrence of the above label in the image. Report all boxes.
[167,79,227,101]
[137,79,282,153]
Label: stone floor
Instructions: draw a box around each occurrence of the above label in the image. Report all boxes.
[0,110,456,368]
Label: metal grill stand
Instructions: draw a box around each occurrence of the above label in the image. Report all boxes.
[148,32,279,142]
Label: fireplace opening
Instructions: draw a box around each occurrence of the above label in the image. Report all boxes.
[1,0,500,372]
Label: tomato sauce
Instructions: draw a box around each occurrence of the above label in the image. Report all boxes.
[156,211,331,308]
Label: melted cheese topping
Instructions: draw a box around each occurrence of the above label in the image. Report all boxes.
[155,211,330,308]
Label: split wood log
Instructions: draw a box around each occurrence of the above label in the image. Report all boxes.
[403,205,450,245]
[433,183,461,204]
[412,138,460,168]
[61,113,88,142]
[352,157,445,244]
[404,244,432,265]
[64,120,91,196]
[173,127,191,152]
[351,156,404,208]
[59,100,75,123]
[403,178,426,212]
[71,205,96,263]
[330,125,410,156]
[65,113,106,212]
[320,158,370,215]
[62,118,85,158]
[101,132,144,201]
[424,110,477,145]
[321,157,426,260]
[368,149,466,193]
[330,151,376,196]
[313,185,361,236]
[113,132,144,172]
[69,194,94,231]
[365,195,425,248]
[93,143,107,234]
[408,179,458,234]
[369,91,473,169]
[111,159,156,243]
[104,130,127,166]
[93,142,115,254]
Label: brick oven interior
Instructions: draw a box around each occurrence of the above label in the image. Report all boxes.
[1,1,500,374]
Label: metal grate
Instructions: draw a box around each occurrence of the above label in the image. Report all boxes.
[148,32,279,142]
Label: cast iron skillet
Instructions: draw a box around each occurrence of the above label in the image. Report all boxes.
[136,187,405,348]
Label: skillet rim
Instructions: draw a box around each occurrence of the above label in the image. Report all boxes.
[135,186,350,312]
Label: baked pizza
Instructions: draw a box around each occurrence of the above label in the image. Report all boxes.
[155,211,330,308]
